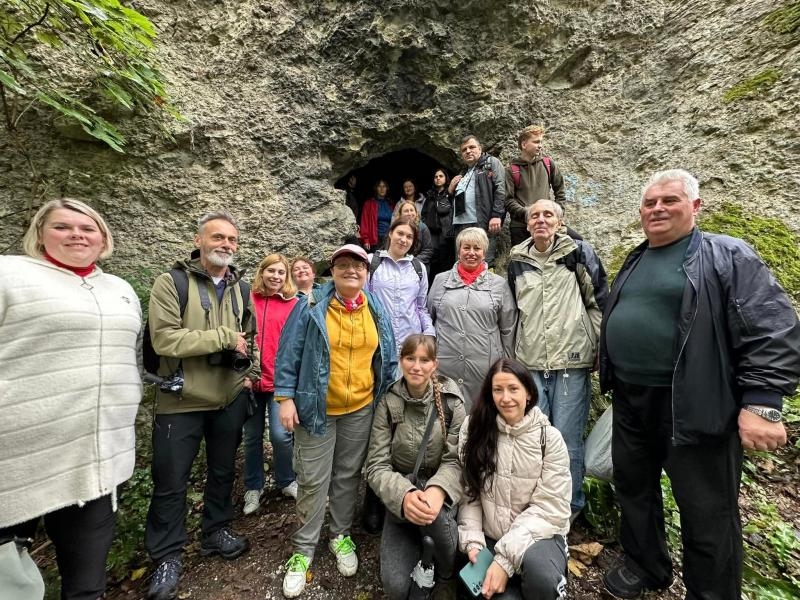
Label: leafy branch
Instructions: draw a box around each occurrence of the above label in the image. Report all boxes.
[0,0,182,153]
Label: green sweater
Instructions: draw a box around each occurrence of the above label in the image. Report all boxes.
[605,234,690,386]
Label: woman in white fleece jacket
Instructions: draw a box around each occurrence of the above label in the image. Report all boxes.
[458,358,571,600]
[0,198,142,600]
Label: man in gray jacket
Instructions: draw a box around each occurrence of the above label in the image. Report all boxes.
[600,169,800,600]
[507,199,608,519]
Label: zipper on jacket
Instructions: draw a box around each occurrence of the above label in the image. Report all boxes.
[671,265,699,444]
[734,299,752,336]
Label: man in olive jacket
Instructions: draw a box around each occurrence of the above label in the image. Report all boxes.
[600,169,800,600]
[144,211,260,600]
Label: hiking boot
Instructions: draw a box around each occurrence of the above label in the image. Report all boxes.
[243,489,261,515]
[200,527,250,560]
[282,553,311,598]
[602,561,672,599]
[281,481,299,499]
[329,534,358,576]
[147,557,182,600]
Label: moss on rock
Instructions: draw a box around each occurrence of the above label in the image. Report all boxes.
[723,68,782,103]
[699,202,800,303]
[763,1,800,35]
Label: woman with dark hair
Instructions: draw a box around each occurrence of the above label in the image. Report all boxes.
[424,168,454,278]
[242,254,299,516]
[360,180,395,252]
[366,334,466,599]
[458,358,571,600]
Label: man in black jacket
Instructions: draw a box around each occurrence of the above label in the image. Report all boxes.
[448,135,505,266]
[600,169,800,600]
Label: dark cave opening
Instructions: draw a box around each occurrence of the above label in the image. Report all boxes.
[334,148,458,215]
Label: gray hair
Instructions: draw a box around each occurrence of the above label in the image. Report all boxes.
[197,210,240,233]
[22,198,114,260]
[525,199,563,221]
[641,169,700,206]
[455,226,489,252]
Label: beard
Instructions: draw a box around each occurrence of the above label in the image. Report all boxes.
[205,249,234,267]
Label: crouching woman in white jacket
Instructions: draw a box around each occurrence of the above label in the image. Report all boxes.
[458,358,571,600]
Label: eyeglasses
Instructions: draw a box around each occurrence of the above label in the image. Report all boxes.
[333,260,366,272]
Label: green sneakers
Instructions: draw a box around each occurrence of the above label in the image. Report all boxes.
[282,553,311,598]
[329,534,358,576]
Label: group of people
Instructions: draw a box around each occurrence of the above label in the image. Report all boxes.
[1,127,799,600]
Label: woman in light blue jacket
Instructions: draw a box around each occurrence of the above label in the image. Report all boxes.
[367,217,435,357]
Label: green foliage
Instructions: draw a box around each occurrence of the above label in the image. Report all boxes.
[742,500,800,597]
[0,0,180,151]
[106,465,153,581]
[659,475,682,555]
[582,477,620,540]
[699,202,800,303]
[722,69,782,104]
[763,1,800,35]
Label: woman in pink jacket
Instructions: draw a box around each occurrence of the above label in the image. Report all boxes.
[242,254,299,515]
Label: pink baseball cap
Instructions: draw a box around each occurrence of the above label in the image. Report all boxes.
[330,243,369,264]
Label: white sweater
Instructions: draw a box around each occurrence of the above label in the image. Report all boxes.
[0,256,143,526]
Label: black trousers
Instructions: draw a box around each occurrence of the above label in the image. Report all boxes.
[612,379,743,600]
[0,495,115,600]
[145,391,248,563]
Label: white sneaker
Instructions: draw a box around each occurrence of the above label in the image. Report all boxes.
[281,481,299,499]
[329,534,358,577]
[282,553,311,598]
[242,489,261,516]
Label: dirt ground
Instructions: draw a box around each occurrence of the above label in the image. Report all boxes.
[38,431,798,600]
[100,478,688,600]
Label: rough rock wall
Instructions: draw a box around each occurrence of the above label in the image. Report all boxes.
[1,0,797,277]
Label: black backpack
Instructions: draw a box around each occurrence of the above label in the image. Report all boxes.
[368,253,424,287]
[142,269,250,376]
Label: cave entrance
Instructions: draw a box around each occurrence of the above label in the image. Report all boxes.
[334,148,454,215]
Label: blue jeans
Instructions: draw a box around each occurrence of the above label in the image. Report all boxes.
[531,369,591,513]
[242,391,295,490]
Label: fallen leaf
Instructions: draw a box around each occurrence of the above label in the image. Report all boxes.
[130,567,147,581]
[569,542,604,565]
[568,557,586,577]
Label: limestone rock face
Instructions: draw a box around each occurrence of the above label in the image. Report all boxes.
[1,0,797,278]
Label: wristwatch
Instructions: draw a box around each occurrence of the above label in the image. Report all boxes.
[743,405,782,422]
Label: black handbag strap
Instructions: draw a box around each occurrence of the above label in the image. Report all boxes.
[410,404,439,481]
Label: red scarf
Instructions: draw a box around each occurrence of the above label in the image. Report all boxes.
[457,262,485,286]
[43,250,96,278]
[335,291,364,312]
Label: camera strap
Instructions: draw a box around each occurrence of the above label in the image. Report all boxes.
[410,404,439,483]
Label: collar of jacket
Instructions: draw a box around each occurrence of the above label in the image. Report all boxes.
[619,227,700,275]
[509,232,577,266]
[177,257,246,284]
[442,263,492,289]
[494,407,547,435]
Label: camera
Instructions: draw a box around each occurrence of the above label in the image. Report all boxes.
[208,350,252,373]
[143,371,184,394]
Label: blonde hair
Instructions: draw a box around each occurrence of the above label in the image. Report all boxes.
[400,334,446,438]
[455,226,489,253]
[393,199,420,225]
[518,124,545,149]
[22,198,113,260]
[252,254,296,297]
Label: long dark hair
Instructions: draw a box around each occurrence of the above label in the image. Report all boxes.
[461,358,538,502]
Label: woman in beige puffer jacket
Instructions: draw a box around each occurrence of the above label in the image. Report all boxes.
[459,358,571,599]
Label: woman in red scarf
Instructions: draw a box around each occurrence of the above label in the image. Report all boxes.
[426,227,517,411]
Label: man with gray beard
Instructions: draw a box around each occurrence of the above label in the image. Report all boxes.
[144,211,260,600]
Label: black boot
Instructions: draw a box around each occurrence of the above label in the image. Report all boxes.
[361,486,384,535]
[408,535,436,600]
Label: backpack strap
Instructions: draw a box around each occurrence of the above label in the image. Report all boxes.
[542,156,553,189]
[411,258,424,282]
[168,269,190,318]
[511,164,521,189]
[368,253,383,290]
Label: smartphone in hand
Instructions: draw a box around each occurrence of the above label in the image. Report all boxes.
[459,547,494,597]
